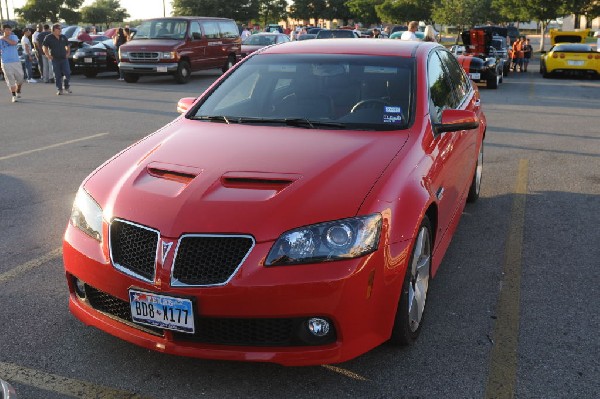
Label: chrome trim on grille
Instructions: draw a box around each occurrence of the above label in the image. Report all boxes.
[170,234,255,287]
[129,52,160,62]
[108,218,160,283]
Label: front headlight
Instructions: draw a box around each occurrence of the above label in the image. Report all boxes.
[266,214,382,266]
[161,52,177,59]
[119,50,128,59]
[70,188,103,241]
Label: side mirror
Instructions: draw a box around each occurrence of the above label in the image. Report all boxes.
[176,97,196,114]
[433,109,479,134]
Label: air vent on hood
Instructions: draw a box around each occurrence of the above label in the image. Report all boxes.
[220,172,300,191]
[147,167,196,184]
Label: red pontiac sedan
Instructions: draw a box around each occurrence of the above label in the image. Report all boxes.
[64,39,486,366]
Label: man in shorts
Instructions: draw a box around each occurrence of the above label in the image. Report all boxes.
[0,24,25,103]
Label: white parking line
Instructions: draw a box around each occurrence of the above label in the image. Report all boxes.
[0,133,108,161]
[0,361,152,399]
[0,248,62,284]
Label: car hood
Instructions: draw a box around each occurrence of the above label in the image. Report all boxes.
[120,39,185,52]
[550,29,589,45]
[85,119,409,241]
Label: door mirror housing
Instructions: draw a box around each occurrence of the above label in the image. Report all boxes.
[177,97,196,114]
[433,109,480,134]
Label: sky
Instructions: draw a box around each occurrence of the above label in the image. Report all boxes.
[7,0,174,21]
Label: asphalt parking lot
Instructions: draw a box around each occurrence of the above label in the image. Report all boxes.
[0,58,599,398]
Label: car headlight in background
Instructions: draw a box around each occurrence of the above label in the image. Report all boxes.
[161,52,177,59]
[119,50,128,59]
[266,214,382,266]
[70,188,103,241]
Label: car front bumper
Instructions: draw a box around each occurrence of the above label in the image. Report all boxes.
[63,222,410,366]
[118,62,178,74]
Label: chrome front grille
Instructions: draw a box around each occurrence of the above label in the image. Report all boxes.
[109,219,159,282]
[129,52,159,62]
[109,219,254,287]
[172,235,255,286]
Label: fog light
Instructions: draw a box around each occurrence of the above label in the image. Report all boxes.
[307,318,330,337]
[74,278,86,298]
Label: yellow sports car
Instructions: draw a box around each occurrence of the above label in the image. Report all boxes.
[540,29,600,78]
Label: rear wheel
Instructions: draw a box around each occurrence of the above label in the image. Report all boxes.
[123,73,139,83]
[222,55,235,73]
[389,216,432,345]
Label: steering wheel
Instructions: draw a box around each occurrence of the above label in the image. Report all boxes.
[350,98,389,113]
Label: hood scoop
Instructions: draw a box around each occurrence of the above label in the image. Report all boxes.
[132,162,202,197]
[203,172,301,202]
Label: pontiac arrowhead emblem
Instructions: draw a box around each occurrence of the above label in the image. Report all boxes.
[161,241,173,263]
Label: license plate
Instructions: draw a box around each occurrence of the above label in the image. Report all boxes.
[157,66,168,72]
[567,60,584,66]
[469,72,481,80]
[84,58,93,63]
[129,289,195,333]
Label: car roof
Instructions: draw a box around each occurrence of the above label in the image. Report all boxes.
[258,38,431,58]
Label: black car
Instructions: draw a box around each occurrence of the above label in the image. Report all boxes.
[457,28,505,89]
[72,39,118,78]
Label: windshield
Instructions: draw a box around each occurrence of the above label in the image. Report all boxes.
[244,35,277,46]
[134,19,188,40]
[190,54,414,131]
[553,44,593,52]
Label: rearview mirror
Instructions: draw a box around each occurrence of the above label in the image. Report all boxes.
[176,97,196,114]
[433,109,479,134]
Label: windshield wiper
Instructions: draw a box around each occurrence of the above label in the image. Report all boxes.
[234,117,346,129]
[189,115,230,124]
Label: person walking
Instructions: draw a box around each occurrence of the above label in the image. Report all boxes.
[522,38,532,72]
[401,21,419,41]
[0,24,25,103]
[20,28,38,82]
[241,25,251,41]
[37,24,54,83]
[113,27,128,81]
[42,24,72,95]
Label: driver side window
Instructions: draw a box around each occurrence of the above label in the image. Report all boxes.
[427,52,458,123]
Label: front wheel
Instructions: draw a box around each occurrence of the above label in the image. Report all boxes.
[174,61,191,84]
[83,70,98,78]
[123,73,139,83]
[389,216,432,345]
[467,142,484,203]
[222,55,235,73]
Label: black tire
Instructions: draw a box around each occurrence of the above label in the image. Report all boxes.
[486,73,499,89]
[222,55,235,73]
[467,141,483,203]
[174,61,191,84]
[389,216,432,345]
[123,73,139,83]
[83,70,98,78]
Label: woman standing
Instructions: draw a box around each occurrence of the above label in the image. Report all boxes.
[114,28,128,81]
[423,25,437,42]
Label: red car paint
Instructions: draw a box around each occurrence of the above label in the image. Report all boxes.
[64,39,486,365]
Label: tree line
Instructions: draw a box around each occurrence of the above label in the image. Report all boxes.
[13,0,599,33]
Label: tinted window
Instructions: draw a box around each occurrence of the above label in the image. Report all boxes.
[427,52,457,123]
[134,19,187,40]
[219,21,239,39]
[190,21,202,40]
[553,44,593,52]
[201,21,220,39]
[437,50,470,103]
[191,54,415,131]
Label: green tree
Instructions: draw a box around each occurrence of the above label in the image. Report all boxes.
[15,0,83,23]
[81,0,130,26]
[258,0,288,26]
[322,0,353,24]
[433,0,498,42]
[561,0,600,28]
[289,0,328,23]
[376,0,433,24]
[172,0,259,22]
[345,0,384,26]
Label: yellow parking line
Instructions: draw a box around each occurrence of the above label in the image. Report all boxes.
[0,133,108,161]
[0,248,62,284]
[321,365,370,381]
[0,361,152,399]
[485,159,529,399]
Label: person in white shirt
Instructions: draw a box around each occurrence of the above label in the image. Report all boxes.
[401,21,419,41]
[241,25,251,41]
[20,28,37,82]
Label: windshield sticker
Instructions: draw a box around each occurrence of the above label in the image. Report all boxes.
[383,106,403,124]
